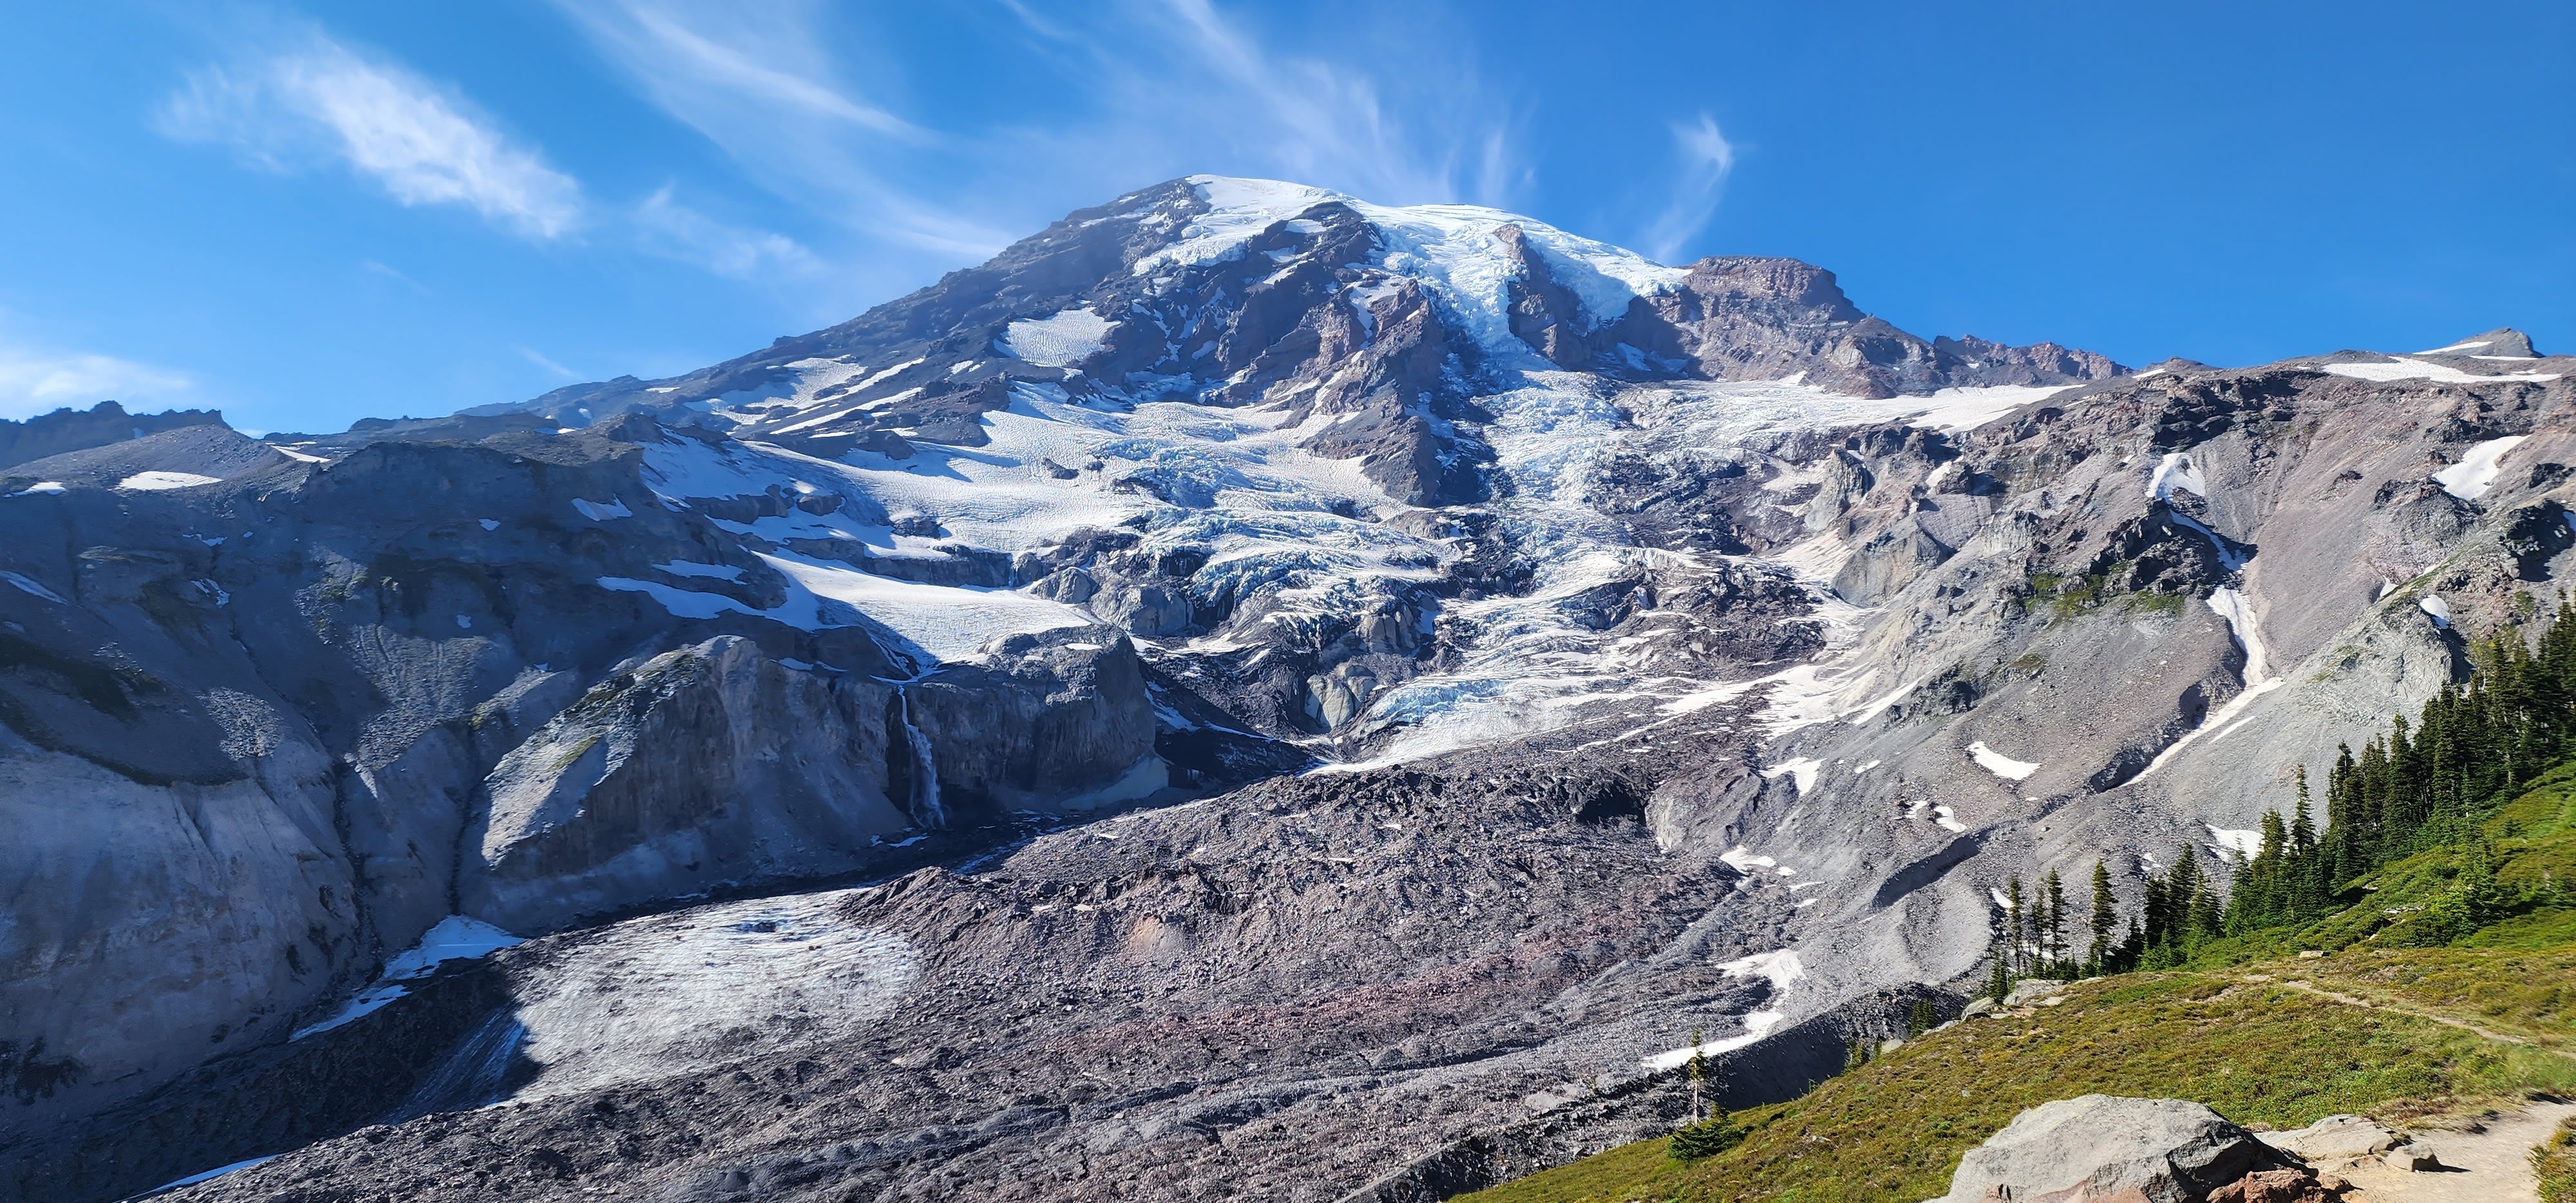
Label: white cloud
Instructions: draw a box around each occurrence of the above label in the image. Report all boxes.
[162,32,583,239]
[553,0,1524,279]
[552,1,1007,258]
[1002,0,1524,209]
[0,343,194,420]
[1642,113,1739,263]
[634,187,823,279]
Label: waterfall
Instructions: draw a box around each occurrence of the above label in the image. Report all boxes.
[898,687,945,829]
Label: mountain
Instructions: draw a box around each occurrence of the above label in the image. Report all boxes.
[0,399,229,470]
[2,176,2570,1202]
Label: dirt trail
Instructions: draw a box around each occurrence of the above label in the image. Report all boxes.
[2237,974,2568,1200]
[2249,974,2537,1047]
[2334,1100,2575,1203]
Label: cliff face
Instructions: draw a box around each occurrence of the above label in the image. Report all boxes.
[0,421,1158,1136]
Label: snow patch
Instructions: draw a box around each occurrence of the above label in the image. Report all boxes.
[654,560,744,581]
[2207,825,2262,859]
[2206,587,2272,681]
[1966,741,2040,781]
[571,497,633,521]
[3,571,64,603]
[2147,452,2205,500]
[757,551,1091,661]
[1761,757,1821,795]
[1906,384,2070,432]
[2321,358,2559,384]
[2139,678,2282,779]
[1719,846,1779,873]
[596,576,762,621]
[1931,804,1968,833]
[292,916,521,1040]
[1637,950,1803,1071]
[1718,949,1806,992]
[117,470,222,491]
[2418,594,2452,629]
[1001,307,1117,368]
[5,480,65,496]
[2432,435,2526,502]
[2137,585,2280,780]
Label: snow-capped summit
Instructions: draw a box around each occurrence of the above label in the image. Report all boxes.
[441,176,2136,771]
[483,175,2121,478]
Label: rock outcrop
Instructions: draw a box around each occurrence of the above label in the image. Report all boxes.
[1938,1095,2294,1202]
[461,636,909,932]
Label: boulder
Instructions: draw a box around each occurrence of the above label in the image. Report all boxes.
[2205,1168,2340,1203]
[2259,1114,2400,1162]
[2002,978,2064,1007]
[2381,1142,2442,1171]
[1938,1095,2291,1203]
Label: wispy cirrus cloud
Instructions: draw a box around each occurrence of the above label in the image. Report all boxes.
[1641,113,1739,263]
[0,339,194,420]
[634,187,825,279]
[516,346,582,379]
[553,0,1009,259]
[1119,0,1526,207]
[160,30,584,239]
[553,0,1526,279]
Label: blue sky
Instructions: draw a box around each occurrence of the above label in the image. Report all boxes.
[0,1,2567,433]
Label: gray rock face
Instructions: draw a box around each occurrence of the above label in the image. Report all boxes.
[461,636,910,932]
[1941,1095,2287,1203]
[1502,240,2123,397]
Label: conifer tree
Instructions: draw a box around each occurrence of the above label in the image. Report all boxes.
[2042,869,2069,975]
[2088,861,2116,974]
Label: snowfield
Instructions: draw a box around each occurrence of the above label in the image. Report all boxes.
[2320,357,2559,384]
[1001,307,1117,367]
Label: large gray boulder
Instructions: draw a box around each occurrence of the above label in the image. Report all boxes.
[1939,1095,2289,1203]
